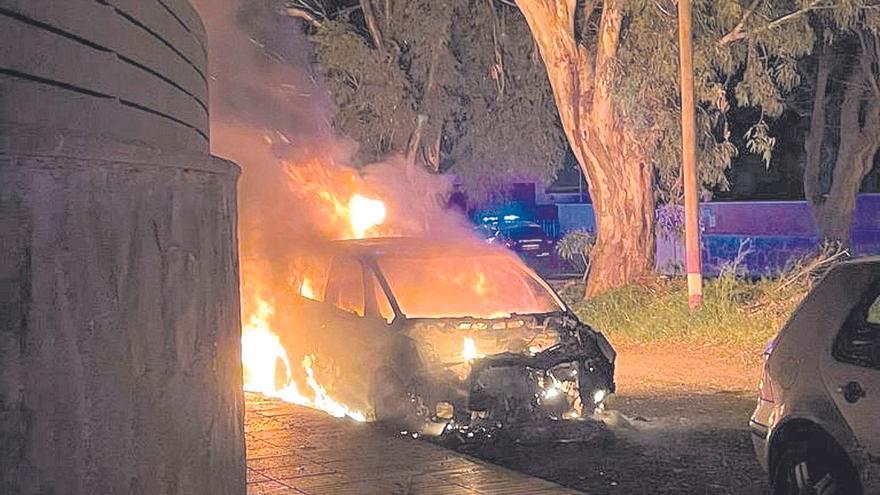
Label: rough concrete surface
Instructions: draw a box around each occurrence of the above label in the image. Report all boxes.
[0,141,244,495]
[0,1,245,493]
[0,0,209,151]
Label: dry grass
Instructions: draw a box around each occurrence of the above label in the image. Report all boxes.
[564,244,848,351]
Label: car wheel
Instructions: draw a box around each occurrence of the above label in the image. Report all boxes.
[773,441,862,495]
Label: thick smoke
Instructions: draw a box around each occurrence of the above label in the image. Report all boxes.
[190,0,473,317]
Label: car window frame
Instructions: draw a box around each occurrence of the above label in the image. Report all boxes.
[371,252,566,320]
[325,256,368,318]
[364,258,402,325]
[292,254,332,303]
[834,280,880,371]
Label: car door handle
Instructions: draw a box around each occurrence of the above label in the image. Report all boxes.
[837,381,866,404]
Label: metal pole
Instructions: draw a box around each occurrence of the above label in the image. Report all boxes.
[677,0,703,310]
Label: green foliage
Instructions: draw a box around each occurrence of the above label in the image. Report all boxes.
[557,229,597,262]
[311,21,414,159]
[294,0,879,204]
[744,122,776,168]
[614,0,827,201]
[449,2,567,199]
[296,0,567,201]
[556,229,596,280]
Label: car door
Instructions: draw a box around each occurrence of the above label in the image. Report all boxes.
[824,286,880,457]
[312,256,396,412]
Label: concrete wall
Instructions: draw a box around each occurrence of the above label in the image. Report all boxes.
[0,2,245,494]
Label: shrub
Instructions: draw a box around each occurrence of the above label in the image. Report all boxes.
[556,229,596,281]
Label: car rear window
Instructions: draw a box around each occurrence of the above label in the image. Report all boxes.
[377,253,562,319]
[505,226,546,241]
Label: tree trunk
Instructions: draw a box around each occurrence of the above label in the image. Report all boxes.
[804,39,880,245]
[405,114,428,167]
[516,0,655,296]
[803,49,829,207]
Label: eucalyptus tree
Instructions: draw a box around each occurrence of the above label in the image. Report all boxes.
[513,0,876,294]
[284,0,567,200]
[800,5,880,244]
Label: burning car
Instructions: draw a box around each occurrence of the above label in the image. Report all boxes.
[274,236,615,437]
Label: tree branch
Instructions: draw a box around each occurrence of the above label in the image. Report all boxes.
[360,0,384,51]
[858,31,880,97]
[719,0,762,45]
[720,0,824,45]
[755,0,824,35]
[280,7,323,28]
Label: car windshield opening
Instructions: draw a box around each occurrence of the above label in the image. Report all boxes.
[377,253,562,319]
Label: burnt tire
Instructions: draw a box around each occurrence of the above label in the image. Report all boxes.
[772,440,862,495]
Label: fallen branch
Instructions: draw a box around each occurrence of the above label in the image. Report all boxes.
[280,7,323,28]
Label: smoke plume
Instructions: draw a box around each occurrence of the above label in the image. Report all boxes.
[190,0,472,317]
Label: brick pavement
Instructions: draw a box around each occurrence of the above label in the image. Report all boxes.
[245,393,585,495]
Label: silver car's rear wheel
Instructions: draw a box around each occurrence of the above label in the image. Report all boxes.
[773,442,861,495]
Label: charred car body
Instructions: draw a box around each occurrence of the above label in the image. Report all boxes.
[277,237,615,436]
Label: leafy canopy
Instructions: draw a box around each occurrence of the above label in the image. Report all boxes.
[614,0,878,201]
[294,0,567,201]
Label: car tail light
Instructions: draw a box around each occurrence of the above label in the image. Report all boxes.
[758,337,778,403]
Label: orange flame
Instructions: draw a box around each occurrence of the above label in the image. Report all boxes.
[240,158,389,421]
[241,298,310,406]
[300,277,315,299]
[240,297,366,421]
[349,193,386,238]
[283,160,389,240]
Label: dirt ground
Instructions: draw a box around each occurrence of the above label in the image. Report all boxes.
[454,342,771,494]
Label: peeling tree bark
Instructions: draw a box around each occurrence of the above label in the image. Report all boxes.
[804,37,880,245]
[804,49,830,208]
[515,0,655,296]
[406,114,428,167]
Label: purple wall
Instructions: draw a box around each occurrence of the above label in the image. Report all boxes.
[558,194,880,276]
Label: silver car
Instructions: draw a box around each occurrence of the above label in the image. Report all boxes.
[751,258,880,494]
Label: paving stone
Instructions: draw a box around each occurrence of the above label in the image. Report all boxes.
[247,469,271,484]
[248,454,311,471]
[259,460,336,481]
[246,480,303,494]
[245,395,585,495]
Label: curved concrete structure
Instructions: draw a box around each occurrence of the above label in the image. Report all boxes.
[0,1,245,494]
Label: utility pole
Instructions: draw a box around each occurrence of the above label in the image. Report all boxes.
[677,0,703,310]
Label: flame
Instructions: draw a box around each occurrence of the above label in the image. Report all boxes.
[300,277,315,299]
[241,298,310,405]
[349,193,386,238]
[284,160,388,240]
[474,272,487,296]
[303,355,366,422]
[240,296,365,422]
[241,153,561,424]
[462,337,479,362]
[237,159,390,421]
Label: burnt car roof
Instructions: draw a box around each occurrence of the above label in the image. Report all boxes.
[315,236,506,259]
